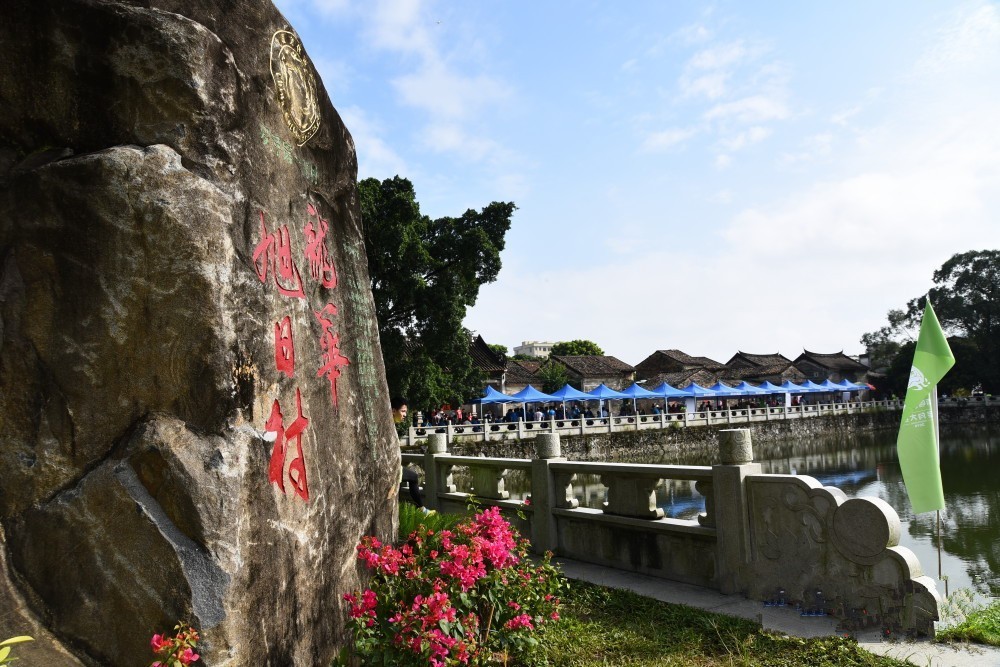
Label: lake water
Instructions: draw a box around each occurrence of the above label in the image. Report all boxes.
[559,425,1000,599]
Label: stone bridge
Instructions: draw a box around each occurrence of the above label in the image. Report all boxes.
[403,429,941,637]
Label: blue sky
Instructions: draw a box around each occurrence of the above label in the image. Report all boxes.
[274,0,1000,365]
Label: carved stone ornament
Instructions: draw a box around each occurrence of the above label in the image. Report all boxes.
[269,29,321,146]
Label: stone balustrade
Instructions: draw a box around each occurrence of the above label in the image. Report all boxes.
[401,429,940,637]
[402,398,905,447]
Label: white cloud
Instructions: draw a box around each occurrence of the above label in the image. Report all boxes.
[681,72,730,100]
[830,106,861,127]
[688,41,752,70]
[365,0,436,58]
[671,23,713,46]
[338,105,409,178]
[719,125,772,151]
[704,95,789,124]
[714,153,732,169]
[420,122,508,162]
[640,127,698,153]
[392,62,510,119]
[916,3,1000,76]
[780,132,833,164]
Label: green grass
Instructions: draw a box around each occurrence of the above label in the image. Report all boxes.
[392,507,912,665]
[397,502,463,540]
[936,597,1000,646]
[540,581,910,667]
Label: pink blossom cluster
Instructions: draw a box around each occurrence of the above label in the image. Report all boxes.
[148,622,200,666]
[341,507,565,665]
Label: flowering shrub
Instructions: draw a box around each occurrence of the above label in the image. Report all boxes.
[149,621,200,666]
[341,506,565,666]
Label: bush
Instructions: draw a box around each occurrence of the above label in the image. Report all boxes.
[341,507,566,666]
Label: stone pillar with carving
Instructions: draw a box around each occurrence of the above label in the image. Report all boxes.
[423,434,454,511]
[530,434,571,554]
[712,429,762,594]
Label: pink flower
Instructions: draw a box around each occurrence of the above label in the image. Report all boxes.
[504,613,534,631]
[178,647,200,665]
[150,634,169,652]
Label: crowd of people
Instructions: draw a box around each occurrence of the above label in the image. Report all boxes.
[409,394,865,427]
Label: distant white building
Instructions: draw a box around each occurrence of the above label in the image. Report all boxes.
[514,341,556,358]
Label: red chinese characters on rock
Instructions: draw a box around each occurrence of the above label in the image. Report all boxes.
[265,388,310,501]
[304,203,338,289]
[315,303,350,406]
[252,211,305,299]
[274,315,295,377]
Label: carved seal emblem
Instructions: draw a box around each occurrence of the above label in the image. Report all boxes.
[269,30,321,146]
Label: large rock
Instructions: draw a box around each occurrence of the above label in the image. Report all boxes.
[0,2,400,665]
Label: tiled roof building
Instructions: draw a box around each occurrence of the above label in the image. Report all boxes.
[634,349,725,382]
[793,350,869,383]
[504,359,542,394]
[550,355,635,391]
[725,351,792,369]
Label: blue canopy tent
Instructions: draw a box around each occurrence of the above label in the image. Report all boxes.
[799,380,830,392]
[474,386,517,404]
[833,379,865,391]
[650,381,689,398]
[472,386,516,420]
[680,382,720,413]
[731,381,769,395]
[587,383,629,417]
[758,380,789,394]
[508,384,556,421]
[707,381,744,396]
[682,382,717,397]
[779,380,811,393]
[549,384,594,417]
[619,382,659,415]
[648,381,688,414]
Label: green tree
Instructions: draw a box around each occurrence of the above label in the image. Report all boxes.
[487,344,508,359]
[537,361,571,393]
[861,250,1000,392]
[550,340,604,356]
[359,176,515,411]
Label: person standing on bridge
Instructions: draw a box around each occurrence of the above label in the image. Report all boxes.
[392,397,423,508]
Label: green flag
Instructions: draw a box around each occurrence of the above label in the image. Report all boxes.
[896,299,955,514]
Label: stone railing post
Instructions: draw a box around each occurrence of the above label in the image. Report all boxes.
[712,429,761,594]
[423,434,454,511]
[471,465,509,500]
[530,433,569,554]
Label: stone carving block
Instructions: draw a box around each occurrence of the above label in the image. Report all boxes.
[745,475,939,635]
[0,2,399,665]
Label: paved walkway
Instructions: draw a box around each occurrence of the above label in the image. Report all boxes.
[556,557,1000,667]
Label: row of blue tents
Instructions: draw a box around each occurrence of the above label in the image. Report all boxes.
[475,378,869,405]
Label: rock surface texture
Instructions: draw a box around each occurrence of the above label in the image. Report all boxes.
[0,2,399,665]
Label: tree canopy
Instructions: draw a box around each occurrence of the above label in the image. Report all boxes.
[861,250,1000,393]
[487,344,508,359]
[359,176,515,410]
[537,361,572,393]
[550,340,604,357]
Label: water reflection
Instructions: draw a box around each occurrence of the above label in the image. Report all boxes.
[496,426,1000,598]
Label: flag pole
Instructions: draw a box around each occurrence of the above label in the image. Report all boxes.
[932,383,946,596]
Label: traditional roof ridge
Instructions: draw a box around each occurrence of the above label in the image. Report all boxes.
[551,354,635,375]
[795,350,868,371]
[656,349,724,368]
[733,351,791,366]
[469,334,505,372]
